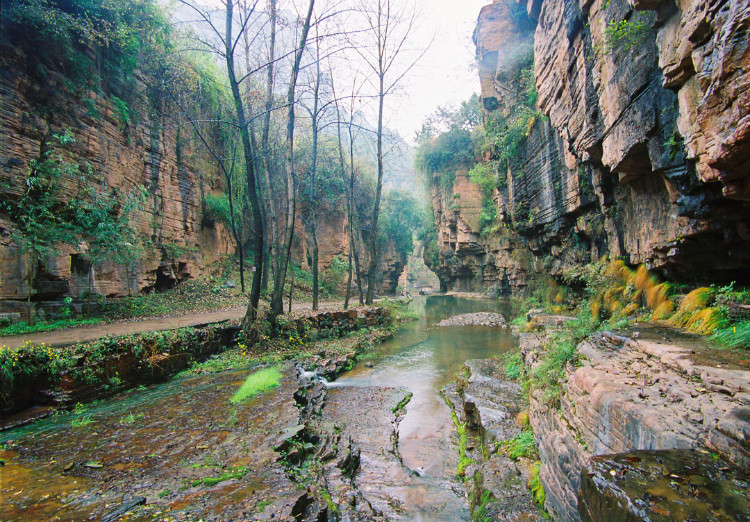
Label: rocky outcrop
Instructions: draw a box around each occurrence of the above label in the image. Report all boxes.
[0,38,234,315]
[443,358,544,521]
[429,167,531,293]
[429,0,750,293]
[520,324,750,522]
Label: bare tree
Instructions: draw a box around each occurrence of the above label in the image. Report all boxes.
[174,0,266,323]
[353,0,426,304]
[271,0,316,319]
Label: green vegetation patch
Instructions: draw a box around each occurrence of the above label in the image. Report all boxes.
[501,428,538,460]
[230,367,282,404]
[0,318,104,337]
[392,392,413,414]
[191,466,247,487]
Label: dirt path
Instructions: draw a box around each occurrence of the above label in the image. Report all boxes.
[1,300,348,349]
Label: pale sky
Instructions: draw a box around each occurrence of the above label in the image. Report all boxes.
[388,0,490,144]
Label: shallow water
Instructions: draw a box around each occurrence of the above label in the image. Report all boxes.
[336,295,518,521]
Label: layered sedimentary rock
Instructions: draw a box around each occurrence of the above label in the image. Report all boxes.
[428,0,750,293]
[521,325,750,522]
[0,39,234,312]
[0,37,406,314]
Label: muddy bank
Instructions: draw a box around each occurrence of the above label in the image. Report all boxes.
[520,319,750,522]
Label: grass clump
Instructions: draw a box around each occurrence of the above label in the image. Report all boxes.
[230,367,282,404]
[670,287,714,327]
[712,321,750,350]
[392,392,413,414]
[443,392,475,478]
[503,351,523,380]
[528,461,546,508]
[502,428,538,460]
[191,466,247,487]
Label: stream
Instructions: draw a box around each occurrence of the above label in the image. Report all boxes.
[332,295,517,521]
[0,295,519,521]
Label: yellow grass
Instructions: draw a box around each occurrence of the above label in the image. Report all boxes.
[646,282,672,310]
[651,300,675,320]
[591,300,602,320]
[671,287,713,327]
[633,265,657,292]
[606,260,633,282]
[685,308,727,335]
[623,302,639,316]
[630,289,643,304]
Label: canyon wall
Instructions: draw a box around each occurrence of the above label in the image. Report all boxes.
[0,38,234,315]
[428,0,750,293]
[0,34,405,316]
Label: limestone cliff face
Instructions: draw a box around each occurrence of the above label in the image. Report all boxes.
[429,0,750,293]
[0,40,233,313]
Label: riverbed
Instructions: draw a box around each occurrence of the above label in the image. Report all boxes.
[0,295,518,521]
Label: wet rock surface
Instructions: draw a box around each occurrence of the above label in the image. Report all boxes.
[444,358,544,522]
[521,318,750,522]
[435,312,507,327]
[579,449,750,522]
[0,362,323,521]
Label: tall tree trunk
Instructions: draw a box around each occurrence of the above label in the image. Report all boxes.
[87,264,93,319]
[309,46,321,311]
[261,0,278,294]
[271,0,315,318]
[288,262,295,313]
[225,1,264,322]
[332,88,353,310]
[365,84,385,305]
[226,177,245,293]
[348,119,364,305]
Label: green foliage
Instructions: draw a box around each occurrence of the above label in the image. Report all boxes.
[322,256,349,295]
[416,204,440,269]
[8,0,172,93]
[415,95,483,191]
[712,321,750,350]
[502,428,538,460]
[380,189,422,261]
[392,392,413,414]
[528,461,546,508]
[483,105,537,170]
[503,351,523,380]
[202,193,234,228]
[530,313,600,406]
[191,466,247,487]
[230,367,282,404]
[2,129,80,258]
[119,411,145,426]
[599,15,652,56]
[73,184,145,274]
[472,488,493,522]
[110,95,131,131]
[0,317,104,337]
[468,164,497,197]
